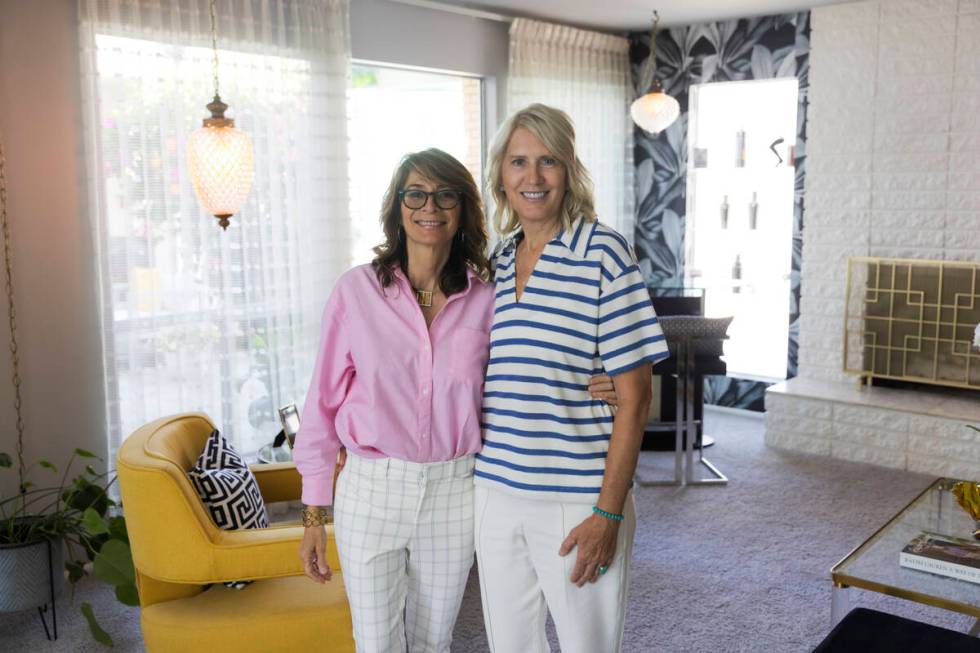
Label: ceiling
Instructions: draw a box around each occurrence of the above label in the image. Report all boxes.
[433,0,855,31]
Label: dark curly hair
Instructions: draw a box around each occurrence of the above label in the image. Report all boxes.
[372,148,491,294]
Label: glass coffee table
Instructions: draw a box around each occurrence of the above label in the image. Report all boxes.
[831,477,980,634]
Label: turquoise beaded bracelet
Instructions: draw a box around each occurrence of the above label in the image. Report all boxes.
[592,506,624,522]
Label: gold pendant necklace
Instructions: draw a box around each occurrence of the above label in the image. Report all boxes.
[414,288,433,307]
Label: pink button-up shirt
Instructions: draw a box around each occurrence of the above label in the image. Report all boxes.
[293,263,494,506]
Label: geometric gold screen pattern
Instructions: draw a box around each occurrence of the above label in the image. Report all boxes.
[844,257,980,390]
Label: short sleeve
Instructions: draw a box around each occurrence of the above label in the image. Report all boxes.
[597,265,669,376]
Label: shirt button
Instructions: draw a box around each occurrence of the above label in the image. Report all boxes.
[422,388,429,395]
[421,432,429,438]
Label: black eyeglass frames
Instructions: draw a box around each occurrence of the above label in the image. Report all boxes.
[398,189,462,210]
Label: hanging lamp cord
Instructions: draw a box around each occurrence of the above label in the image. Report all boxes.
[648,11,660,91]
[650,11,659,77]
[209,0,220,98]
[0,135,26,492]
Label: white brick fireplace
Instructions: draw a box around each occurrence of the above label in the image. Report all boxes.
[765,0,980,479]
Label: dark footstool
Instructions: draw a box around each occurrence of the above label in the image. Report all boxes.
[813,608,980,652]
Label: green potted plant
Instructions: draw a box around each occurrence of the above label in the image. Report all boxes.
[0,448,137,646]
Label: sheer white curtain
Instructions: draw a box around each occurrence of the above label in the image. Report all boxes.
[508,18,635,243]
[78,0,351,461]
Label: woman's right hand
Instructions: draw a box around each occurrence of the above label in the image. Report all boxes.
[299,525,332,583]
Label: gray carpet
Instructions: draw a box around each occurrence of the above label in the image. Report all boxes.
[1,408,975,651]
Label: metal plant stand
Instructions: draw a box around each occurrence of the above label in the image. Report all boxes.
[38,538,58,640]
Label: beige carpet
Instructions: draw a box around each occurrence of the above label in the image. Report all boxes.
[1,408,974,652]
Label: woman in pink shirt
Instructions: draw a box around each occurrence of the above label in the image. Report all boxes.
[293,149,494,653]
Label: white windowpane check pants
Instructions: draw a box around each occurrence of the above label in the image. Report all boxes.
[474,486,637,653]
[333,454,475,653]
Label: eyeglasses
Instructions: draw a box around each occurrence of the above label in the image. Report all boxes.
[398,189,462,210]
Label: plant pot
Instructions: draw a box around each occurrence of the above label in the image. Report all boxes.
[0,537,64,613]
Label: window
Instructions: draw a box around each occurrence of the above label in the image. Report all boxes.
[348,64,483,264]
[83,22,349,460]
[685,79,799,380]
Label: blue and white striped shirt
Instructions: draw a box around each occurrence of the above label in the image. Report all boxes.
[474,217,669,503]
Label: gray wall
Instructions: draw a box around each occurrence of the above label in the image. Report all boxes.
[0,0,509,497]
[0,0,105,496]
[350,0,509,126]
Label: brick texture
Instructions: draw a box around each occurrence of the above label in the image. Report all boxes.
[800,0,980,386]
[765,384,980,479]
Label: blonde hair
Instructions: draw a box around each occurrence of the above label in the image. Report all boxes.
[485,103,596,237]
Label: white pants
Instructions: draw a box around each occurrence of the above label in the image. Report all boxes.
[333,454,475,653]
[474,486,637,653]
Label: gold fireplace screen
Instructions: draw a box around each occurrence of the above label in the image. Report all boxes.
[844,257,980,390]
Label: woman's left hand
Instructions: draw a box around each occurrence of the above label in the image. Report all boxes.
[588,374,618,406]
[558,513,619,587]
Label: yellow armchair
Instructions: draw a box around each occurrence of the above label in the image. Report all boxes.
[117,413,354,652]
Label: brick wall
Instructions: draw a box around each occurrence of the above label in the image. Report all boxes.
[801,0,980,386]
[766,386,980,478]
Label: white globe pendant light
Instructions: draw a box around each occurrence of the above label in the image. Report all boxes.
[631,11,680,135]
[188,0,254,230]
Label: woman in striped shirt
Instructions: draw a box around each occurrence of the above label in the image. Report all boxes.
[474,104,669,653]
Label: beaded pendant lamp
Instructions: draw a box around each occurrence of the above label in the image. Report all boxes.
[187,0,254,230]
[631,11,680,134]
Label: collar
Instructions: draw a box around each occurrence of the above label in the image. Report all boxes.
[498,216,591,260]
[556,216,591,259]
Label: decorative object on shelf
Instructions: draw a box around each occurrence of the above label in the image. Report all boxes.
[735,129,746,168]
[630,11,680,134]
[952,478,980,540]
[0,133,136,646]
[187,0,255,230]
[277,404,300,449]
[720,195,729,229]
[731,254,742,293]
[769,137,784,166]
[748,192,758,230]
[693,147,708,168]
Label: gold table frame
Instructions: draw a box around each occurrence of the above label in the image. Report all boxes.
[830,477,980,635]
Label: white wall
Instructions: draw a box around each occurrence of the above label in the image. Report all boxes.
[0,0,509,497]
[799,0,980,385]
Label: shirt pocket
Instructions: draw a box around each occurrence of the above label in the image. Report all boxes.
[449,327,490,382]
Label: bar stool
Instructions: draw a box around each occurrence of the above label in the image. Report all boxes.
[638,315,731,487]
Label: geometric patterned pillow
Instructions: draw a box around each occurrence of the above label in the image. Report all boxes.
[188,430,269,531]
[188,430,269,590]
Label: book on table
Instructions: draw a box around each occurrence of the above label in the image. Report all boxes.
[899,531,980,585]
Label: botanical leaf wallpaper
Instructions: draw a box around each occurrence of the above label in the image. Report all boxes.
[630,12,810,411]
